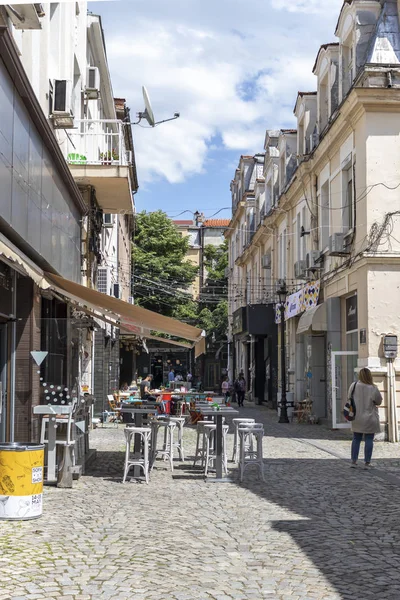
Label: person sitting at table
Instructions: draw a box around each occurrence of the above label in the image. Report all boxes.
[129,380,138,391]
[140,374,157,401]
[121,382,129,392]
[175,372,183,382]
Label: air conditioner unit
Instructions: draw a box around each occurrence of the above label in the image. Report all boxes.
[261,254,271,269]
[103,214,113,227]
[329,233,350,256]
[113,283,120,299]
[86,67,100,99]
[51,79,74,128]
[294,260,307,279]
[306,251,321,270]
[128,296,134,305]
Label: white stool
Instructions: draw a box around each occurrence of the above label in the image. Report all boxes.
[231,418,255,462]
[204,423,229,477]
[151,419,177,472]
[122,426,152,484]
[193,421,213,468]
[40,408,77,467]
[169,416,185,461]
[238,423,264,482]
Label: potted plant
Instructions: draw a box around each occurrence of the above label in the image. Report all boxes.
[99,149,119,165]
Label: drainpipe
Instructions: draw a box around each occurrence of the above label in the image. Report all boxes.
[387,359,398,442]
[9,270,17,442]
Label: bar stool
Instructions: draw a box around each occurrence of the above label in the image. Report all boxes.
[231,418,256,462]
[122,426,152,484]
[193,421,212,468]
[204,423,229,477]
[169,416,185,461]
[238,423,265,482]
[151,419,177,472]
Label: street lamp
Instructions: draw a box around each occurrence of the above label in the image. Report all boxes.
[277,280,289,423]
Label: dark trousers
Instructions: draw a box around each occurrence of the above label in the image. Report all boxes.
[351,432,375,463]
[237,391,245,407]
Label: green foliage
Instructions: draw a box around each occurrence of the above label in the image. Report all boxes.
[200,240,228,339]
[132,210,198,317]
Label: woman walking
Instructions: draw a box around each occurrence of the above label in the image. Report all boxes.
[348,367,382,469]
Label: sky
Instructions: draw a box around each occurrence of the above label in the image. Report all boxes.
[90,0,344,219]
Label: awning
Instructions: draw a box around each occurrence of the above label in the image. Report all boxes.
[297,303,327,335]
[195,336,206,358]
[0,234,49,289]
[120,326,192,349]
[44,272,203,343]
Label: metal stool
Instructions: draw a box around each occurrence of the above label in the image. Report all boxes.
[151,419,177,472]
[238,423,264,482]
[232,418,255,462]
[122,426,152,484]
[169,416,185,461]
[204,423,229,477]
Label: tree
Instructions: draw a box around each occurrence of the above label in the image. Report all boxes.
[132,210,198,317]
[198,240,228,339]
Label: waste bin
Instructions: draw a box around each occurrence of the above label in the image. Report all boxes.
[0,442,44,520]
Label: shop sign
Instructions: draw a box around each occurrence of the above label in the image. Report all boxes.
[232,308,245,335]
[275,280,320,324]
[346,295,358,332]
[360,329,366,345]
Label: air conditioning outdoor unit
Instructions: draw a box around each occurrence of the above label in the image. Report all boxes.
[294,260,307,279]
[261,254,271,269]
[306,251,321,270]
[128,296,134,305]
[329,233,350,256]
[51,79,74,128]
[86,67,100,99]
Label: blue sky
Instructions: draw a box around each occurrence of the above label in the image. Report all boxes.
[90,0,343,219]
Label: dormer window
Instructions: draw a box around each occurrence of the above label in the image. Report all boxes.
[342,35,354,97]
[319,73,329,133]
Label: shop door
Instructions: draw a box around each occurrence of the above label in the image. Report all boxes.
[331,351,358,429]
[0,324,7,442]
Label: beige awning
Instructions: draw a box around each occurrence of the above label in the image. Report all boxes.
[195,336,206,358]
[0,234,49,289]
[297,303,327,335]
[120,326,192,349]
[44,272,203,342]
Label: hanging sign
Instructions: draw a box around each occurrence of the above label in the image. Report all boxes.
[30,351,48,366]
[302,280,320,311]
[285,289,304,320]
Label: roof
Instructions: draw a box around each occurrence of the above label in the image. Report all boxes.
[203,219,230,228]
[312,42,340,74]
[281,129,297,134]
[173,220,194,226]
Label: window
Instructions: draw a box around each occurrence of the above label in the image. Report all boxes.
[342,158,354,233]
[301,207,307,259]
[342,38,353,98]
[296,217,301,262]
[97,267,108,294]
[320,180,330,250]
[319,75,329,132]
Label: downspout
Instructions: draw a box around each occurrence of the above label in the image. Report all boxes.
[9,270,17,442]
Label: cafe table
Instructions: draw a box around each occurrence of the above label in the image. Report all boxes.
[197,406,239,482]
[120,406,159,477]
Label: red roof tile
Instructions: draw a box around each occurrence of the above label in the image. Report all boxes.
[203,219,230,228]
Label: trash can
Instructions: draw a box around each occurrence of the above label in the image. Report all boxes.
[0,442,44,520]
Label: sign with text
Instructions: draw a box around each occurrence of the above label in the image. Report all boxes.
[346,295,358,332]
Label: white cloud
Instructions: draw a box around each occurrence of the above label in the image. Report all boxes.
[100,0,344,185]
[271,0,342,13]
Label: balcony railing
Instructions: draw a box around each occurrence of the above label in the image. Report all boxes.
[65,120,132,167]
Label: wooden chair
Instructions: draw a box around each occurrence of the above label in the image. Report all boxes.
[292,398,313,423]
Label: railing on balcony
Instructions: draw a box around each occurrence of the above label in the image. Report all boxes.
[66,120,132,167]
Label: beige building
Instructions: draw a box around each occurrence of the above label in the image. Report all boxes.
[174,217,229,299]
[227,0,400,439]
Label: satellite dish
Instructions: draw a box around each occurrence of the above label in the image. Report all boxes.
[141,86,155,127]
[132,86,180,127]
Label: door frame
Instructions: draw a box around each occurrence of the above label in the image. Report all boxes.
[331,350,358,429]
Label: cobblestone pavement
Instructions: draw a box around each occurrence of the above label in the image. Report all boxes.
[1,403,400,600]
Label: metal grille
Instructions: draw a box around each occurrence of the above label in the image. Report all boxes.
[97,268,108,294]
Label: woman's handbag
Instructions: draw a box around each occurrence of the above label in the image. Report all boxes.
[343,382,357,421]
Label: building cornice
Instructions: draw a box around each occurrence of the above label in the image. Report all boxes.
[0,27,87,215]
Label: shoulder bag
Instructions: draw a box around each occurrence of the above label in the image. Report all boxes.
[343,381,357,422]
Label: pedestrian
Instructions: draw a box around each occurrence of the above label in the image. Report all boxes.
[234,373,246,407]
[348,367,382,469]
[221,377,231,404]
[187,371,192,383]
[168,368,175,383]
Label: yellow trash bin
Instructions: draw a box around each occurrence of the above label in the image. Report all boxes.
[0,443,44,520]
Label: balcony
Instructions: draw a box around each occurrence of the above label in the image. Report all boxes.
[65,120,134,214]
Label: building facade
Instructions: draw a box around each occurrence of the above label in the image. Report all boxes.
[0,2,137,441]
[228,0,400,437]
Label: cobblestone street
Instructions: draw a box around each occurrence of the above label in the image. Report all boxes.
[2,403,400,600]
